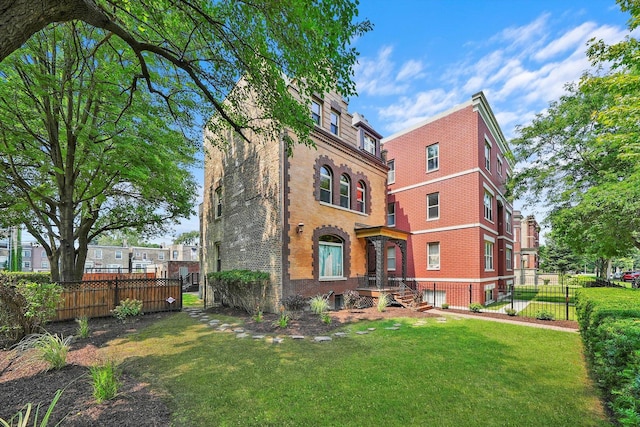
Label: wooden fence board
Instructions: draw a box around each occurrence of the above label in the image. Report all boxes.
[54,278,182,321]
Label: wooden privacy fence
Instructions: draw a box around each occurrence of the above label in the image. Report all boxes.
[54,278,183,321]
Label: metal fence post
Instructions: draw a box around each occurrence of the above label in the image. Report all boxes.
[469,284,473,304]
[510,283,514,309]
[565,285,569,321]
[114,277,119,308]
[433,282,437,306]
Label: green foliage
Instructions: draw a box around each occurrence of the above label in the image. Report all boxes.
[576,287,640,425]
[76,316,90,339]
[309,295,330,315]
[469,303,483,313]
[281,294,307,312]
[173,231,200,245]
[0,272,61,342]
[112,299,143,321]
[321,313,332,325]
[534,309,555,321]
[14,333,72,371]
[505,308,517,316]
[377,293,390,312]
[90,362,121,404]
[207,270,270,314]
[0,389,63,427]
[273,307,290,329]
[441,303,450,309]
[253,309,263,323]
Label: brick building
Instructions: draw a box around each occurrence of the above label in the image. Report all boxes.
[513,211,540,284]
[201,83,402,311]
[383,92,515,306]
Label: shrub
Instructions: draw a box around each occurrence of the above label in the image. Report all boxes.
[441,303,449,309]
[309,295,329,315]
[377,293,390,312]
[253,307,263,323]
[321,313,332,325]
[505,308,517,316]
[0,273,61,342]
[13,332,72,370]
[90,361,121,403]
[76,316,90,338]
[0,389,62,427]
[281,294,307,312]
[343,290,360,310]
[112,298,143,321]
[207,270,270,314]
[543,279,551,286]
[535,310,554,320]
[469,303,483,313]
[273,307,290,328]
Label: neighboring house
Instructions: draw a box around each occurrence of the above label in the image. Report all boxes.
[202,83,401,311]
[513,211,540,284]
[383,92,515,306]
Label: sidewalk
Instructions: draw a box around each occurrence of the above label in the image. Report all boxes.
[428,309,579,333]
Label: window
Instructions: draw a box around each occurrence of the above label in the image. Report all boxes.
[363,134,376,155]
[330,110,339,135]
[320,166,332,203]
[339,174,350,209]
[319,235,344,279]
[485,141,491,171]
[41,261,49,269]
[387,202,396,227]
[214,186,223,218]
[387,246,396,271]
[387,159,395,184]
[484,241,494,270]
[497,157,503,176]
[428,242,440,270]
[94,249,102,259]
[311,100,321,125]
[506,211,512,233]
[427,192,439,220]
[172,250,179,260]
[427,143,439,172]
[158,252,165,260]
[484,190,493,221]
[356,181,366,213]
[115,250,123,260]
[22,250,31,258]
[214,242,221,272]
[142,252,147,260]
[107,264,121,273]
[23,261,31,269]
[506,247,513,270]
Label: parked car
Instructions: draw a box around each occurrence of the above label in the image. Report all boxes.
[612,271,623,280]
[622,271,640,282]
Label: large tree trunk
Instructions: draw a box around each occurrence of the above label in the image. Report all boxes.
[0,0,110,62]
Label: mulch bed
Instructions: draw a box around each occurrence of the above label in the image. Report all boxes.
[0,306,578,425]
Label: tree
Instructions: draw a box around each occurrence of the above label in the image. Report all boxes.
[539,236,582,276]
[0,22,198,281]
[510,0,640,260]
[174,231,199,246]
[0,0,371,152]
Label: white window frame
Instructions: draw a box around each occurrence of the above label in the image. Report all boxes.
[427,192,439,220]
[426,143,439,172]
[484,240,494,271]
[483,190,493,222]
[387,159,395,184]
[484,139,491,171]
[319,239,344,280]
[41,260,49,269]
[356,181,366,213]
[506,245,513,270]
[22,250,31,258]
[330,110,339,135]
[428,242,440,270]
[320,166,332,204]
[387,202,396,227]
[506,210,512,234]
[115,250,123,260]
[339,174,350,209]
[363,134,376,155]
[497,157,503,177]
[311,100,322,125]
[94,249,103,259]
[23,261,31,269]
[158,252,165,260]
[387,246,396,271]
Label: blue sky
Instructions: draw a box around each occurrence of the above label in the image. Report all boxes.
[165,0,635,243]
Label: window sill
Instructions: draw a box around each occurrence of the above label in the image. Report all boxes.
[319,201,368,217]
[319,277,347,282]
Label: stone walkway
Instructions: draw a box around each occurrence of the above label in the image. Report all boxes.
[428,308,579,332]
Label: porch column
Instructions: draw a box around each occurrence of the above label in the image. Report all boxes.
[397,240,407,283]
[371,236,388,289]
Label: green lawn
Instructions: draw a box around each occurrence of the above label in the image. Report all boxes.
[181,293,203,308]
[518,301,578,321]
[106,313,608,427]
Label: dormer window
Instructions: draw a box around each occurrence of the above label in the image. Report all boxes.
[363,134,376,155]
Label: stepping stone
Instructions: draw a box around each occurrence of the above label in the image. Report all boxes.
[252,335,265,340]
[272,337,284,344]
[314,336,332,342]
[209,319,220,325]
[236,333,250,339]
[437,317,447,323]
[367,328,376,331]
[219,323,231,329]
[414,321,427,326]
[291,335,305,340]
[232,328,244,333]
[356,331,369,335]
[385,327,399,330]
[333,332,348,337]
[393,323,402,327]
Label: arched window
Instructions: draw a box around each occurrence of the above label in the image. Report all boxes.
[319,235,343,279]
[340,174,350,209]
[356,181,366,213]
[214,186,223,218]
[320,166,332,203]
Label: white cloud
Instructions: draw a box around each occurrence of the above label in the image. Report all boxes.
[396,59,425,81]
[378,89,459,133]
[533,22,597,61]
[354,45,409,96]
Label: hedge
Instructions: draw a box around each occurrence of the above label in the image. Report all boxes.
[576,287,640,426]
[207,270,270,314]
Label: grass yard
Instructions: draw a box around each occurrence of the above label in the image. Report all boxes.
[105,313,608,427]
[182,292,203,308]
[518,301,578,321]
